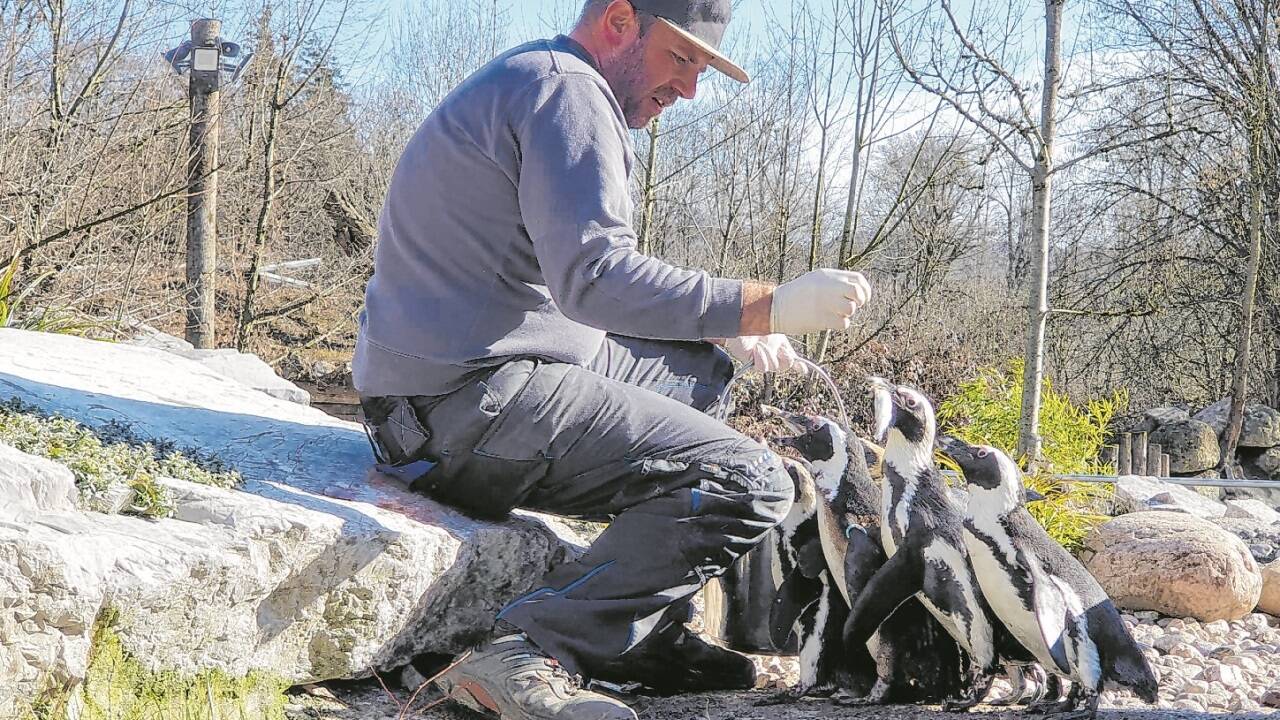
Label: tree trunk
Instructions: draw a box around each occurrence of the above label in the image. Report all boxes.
[236,59,285,351]
[638,117,660,255]
[1016,0,1064,466]
[1221,34,1271,477]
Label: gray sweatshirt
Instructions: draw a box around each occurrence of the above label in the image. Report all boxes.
[354,36,744,397]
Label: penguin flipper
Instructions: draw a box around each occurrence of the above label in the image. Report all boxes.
[770,569,820,650]
[842,546,923,650]
[1030,570,1073,675]
[842,525,885,601]
[797,537,827,579]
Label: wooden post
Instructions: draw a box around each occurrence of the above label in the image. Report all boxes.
[186,19,221,349]
[1147,443,1163,479]
[1160,454,1171,478]
[1131,432,1149,475]
[1118,434,1133,475]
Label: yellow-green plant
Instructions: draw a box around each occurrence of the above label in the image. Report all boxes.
[0,398,241,518]
[937,360,1128,552]
[0,258,99,335]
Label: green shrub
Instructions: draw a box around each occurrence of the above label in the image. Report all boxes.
[0,398,242,518]
[937,360,1127,551]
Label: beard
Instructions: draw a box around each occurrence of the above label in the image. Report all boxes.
[599,35,660,129]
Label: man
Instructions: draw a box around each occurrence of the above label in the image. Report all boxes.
[355,1,872,717]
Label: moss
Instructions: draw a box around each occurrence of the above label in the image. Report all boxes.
[21,609,290,720]
[0,398,242,519]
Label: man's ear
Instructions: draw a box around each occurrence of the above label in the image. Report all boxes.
[600,0,641,46]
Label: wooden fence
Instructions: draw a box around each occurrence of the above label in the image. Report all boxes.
[1098,432,1171,477]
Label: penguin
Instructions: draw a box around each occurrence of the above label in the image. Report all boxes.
[769,409,970,704]
[758,454,851,701]
[839,377,1032,710]
[937,437,1159,719]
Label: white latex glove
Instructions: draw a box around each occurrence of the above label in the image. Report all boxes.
[771,269,872,335]
[723,334,808,375]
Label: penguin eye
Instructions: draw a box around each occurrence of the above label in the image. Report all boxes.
[977,448,990,459]
[904,394,918,408]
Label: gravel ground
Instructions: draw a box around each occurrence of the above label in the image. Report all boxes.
[285,609,1280,720]
[285,683,1276,720]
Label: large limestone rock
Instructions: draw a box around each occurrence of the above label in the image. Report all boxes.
[0,328,582,715]
[1113,475,1226,519]
[1133,406,1190,434]
[1080,511,1262,622]
[1260,560,1280,617]
[1194,398,1280,448]
[1149,419,1221,473]
[125,324,311,405]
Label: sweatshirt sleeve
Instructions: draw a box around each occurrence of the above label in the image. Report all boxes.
[514,71,743,340]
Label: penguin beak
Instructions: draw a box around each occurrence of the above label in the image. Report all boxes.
[867,376,895,444]
[936,435,976,465]
[762,405,806,435]
[1023,486,1046,503]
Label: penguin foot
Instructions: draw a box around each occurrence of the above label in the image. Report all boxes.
[834,678,891,707]
[941,696,979,713]
[1027,698,1059,714]
[986,692,1020,707]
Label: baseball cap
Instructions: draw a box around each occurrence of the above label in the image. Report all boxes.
[629,0,750,83]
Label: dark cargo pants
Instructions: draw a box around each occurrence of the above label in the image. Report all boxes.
[364,336,794,678]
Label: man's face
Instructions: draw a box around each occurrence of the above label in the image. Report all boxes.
[599,17,712,129]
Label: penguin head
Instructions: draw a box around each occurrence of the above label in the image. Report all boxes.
[937,436,1043,509]
[764,406,848,500]
[867,377,936,448]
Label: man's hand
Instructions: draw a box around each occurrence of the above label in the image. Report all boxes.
[770,269,872,335]
[723,334,807,374]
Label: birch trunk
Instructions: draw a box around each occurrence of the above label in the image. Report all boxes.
[1015,0,1064,465]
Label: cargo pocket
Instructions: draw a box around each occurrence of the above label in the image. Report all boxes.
[430,360,556,518]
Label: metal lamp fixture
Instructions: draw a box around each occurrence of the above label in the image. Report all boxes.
[162,32,253,83]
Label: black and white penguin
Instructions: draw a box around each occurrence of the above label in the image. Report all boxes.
[839,378,1030,710]
[760,452,851,701]
[770,410,970,703]
[937,437,1159,719]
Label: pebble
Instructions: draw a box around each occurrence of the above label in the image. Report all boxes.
[1201,663,1244,685]
[1264,687,1280,708]
[1083,612,1280,714]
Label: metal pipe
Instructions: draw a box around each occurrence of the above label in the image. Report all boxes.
[939,469,1280,489]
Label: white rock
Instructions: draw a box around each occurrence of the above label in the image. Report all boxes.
[1168,642,1202,659]
[1225,498,1280,524]
[1172,698,1206,711]
[176,348,311,406]
[1203,664,1245,686]
[0,328,584,716]
[0,442,79,518]
[1113,475,1226,519]
[1153,633,1184,653]
[1182,679,1211,694]
[1224,655,1261,673]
